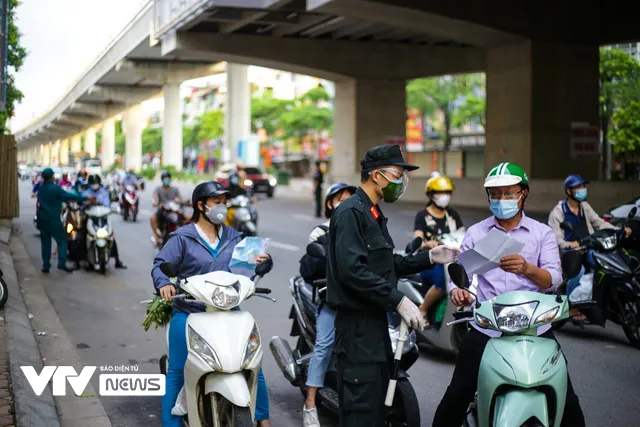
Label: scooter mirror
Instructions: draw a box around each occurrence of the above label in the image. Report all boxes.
[561,250,583,280]
[405,237,422,254]
[255,256,273,276]
[560,222,573,232]
[448,263,470,289]
[628,207,638,219]
[160,262,180,278]
[306,242,326,259]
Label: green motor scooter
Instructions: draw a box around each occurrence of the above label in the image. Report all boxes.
[447,251,592,427]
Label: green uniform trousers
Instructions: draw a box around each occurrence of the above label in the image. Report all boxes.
[40,220,67,270]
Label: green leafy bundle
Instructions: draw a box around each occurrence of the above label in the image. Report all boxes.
[142,296,173,331]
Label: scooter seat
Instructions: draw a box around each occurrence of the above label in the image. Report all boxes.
[294,277,320,322]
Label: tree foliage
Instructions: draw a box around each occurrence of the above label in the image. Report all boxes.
[251,92,291,135]
[1,0,28,133]
[142,126,162,154]
[610,100,640,154]
[196,110,224,142]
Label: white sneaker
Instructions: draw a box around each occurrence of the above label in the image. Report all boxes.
[303,405,320,427]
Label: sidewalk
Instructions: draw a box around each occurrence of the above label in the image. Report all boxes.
[0,305,15,427]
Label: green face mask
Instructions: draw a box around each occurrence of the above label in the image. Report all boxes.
[376,170,408,203]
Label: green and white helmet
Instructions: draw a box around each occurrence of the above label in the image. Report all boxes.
[484,162,529,188]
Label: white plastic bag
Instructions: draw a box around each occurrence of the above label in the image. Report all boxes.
[171,386,188,416]
[568,273,594,303]
[229,237,270,276]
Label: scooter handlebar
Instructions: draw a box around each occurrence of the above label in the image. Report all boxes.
[255,287,272,294]
[453,310,474,320]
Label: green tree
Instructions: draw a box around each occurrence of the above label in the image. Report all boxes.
[407,73,484,171]
[115,120,125,155]
[183,123,202,149]
[600,48,640,166]
[251,92,291,135]
[196,110,224,142]
[1,0,28,133]
[279,103,332,139]
[609,100,640,154]
[142,126,162,154]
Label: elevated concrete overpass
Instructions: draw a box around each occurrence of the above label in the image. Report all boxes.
[17,0,640,211]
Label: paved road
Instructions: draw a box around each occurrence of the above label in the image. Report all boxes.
[15,181,640,426]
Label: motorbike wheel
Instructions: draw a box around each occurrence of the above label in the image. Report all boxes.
[159,354,167,375]
[98,249,107,275]
[0,276,8,307]
[211,395,253,427]
[622,300,640,349]
[387,378,420,427]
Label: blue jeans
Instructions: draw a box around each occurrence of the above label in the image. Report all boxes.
[163,311,270,426]
[567,249,596,297]
[306,304,336,388]
[419,263,446,290]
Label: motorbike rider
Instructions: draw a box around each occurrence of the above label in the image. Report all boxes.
[326,145,459,427]
[119,168,140,210]
[57,173,72,188]
[83,174,128,269]
[31,172,44,197]
[150,171,185,246]
[37,168,94,273]
[413,175,465,325]
[75,169,88,185]
[432,162,586,427]
[548,174,632,297]
[151,181,272,427]
[302,182,356,427]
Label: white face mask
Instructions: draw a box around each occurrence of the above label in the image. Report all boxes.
[432,194,451,209]
[91,184,100,191]
[332,202,341,210]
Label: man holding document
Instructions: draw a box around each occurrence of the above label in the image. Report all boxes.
[432,162,586,427]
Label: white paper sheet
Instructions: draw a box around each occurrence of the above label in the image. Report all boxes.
[457,228,525,275]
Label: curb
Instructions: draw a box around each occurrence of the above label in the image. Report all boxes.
[0,226,60,427]
[7,226,113,427]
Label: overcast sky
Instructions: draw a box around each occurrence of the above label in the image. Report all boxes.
[10,0,148,132]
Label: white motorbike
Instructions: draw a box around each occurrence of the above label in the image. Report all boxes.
[85,205,114,274]
[398,230,477,355]
[157,258,275,426]
[228,195,258,237]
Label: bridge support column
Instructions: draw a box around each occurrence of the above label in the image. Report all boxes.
[123,105,145,172]
[331,78,407,185]
[162,83,183,171]
[60,139,70,166]
[224,63,250,163]
[71,134,81,154]
[85,128,97,158]
[42,144,51,166]
[485,42,599,180]
[101,118,116,171]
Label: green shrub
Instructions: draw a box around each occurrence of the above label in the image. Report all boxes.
[140,167,157,180]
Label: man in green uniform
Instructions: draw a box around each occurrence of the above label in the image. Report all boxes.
[37,168,94,273]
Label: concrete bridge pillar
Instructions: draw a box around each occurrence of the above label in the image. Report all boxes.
[485,41,600,180]
[101,118,116,171]
[162,82,183,170]
[42,143,51,166]
[71,134,82,154]
[224,63,251,163]
[122,104,146,172]
[331,78,407,185]
[85,128,97,158]
[60,139,70,166]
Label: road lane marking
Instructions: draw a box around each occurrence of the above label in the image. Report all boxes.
[268,241,300,252]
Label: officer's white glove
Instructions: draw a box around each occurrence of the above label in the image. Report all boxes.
[429,245,460,264]
[396,297,425,331]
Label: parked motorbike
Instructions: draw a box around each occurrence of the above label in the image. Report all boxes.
[397,229,474,356]
[226,195,258,237]
[62,201,86,268]
[270,241,421,426]
[155,257,275,426]
[120,185,139,222]
[448,253,593,427]
[556,212,640,348]
[153,200,189,249]
[85,205,114,274]
[0,266,8,307]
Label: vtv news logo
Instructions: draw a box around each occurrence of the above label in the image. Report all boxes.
[21,366,165,396]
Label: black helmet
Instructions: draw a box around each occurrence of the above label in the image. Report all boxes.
[192,181,229,206]
[324,183,356,218]
[161,171,171,179]
[87,174,102,185]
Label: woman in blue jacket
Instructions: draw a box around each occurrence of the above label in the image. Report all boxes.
[151,181,271,427]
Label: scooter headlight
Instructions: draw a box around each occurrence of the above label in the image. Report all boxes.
[210,281,241,309]
[535,307,560,324]
[66,223,74,234]
[188,326,222,371]
[241,324,261,369]
[493,301,538,333]
[96,227,109,239]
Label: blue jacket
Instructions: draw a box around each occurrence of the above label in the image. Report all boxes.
[83,186,110,207]
[151,223,244,314]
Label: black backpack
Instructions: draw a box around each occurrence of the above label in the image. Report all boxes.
[299,225,329,283]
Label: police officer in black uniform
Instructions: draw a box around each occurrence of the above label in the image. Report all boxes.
[326,145,459,426]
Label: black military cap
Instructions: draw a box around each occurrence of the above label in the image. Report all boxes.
[360,144,419,172]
